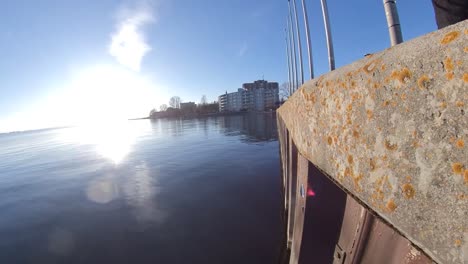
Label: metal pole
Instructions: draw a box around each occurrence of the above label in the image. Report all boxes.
[291,0,304,86]
[288,1,298,92]
[301,0,314,80]
[285,33,292,97]
[383,0,403,46]
[320,0,335,71]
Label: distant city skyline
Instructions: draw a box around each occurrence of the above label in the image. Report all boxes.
[0,0,437,132]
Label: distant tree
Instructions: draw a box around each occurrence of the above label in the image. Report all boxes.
[200,95,207,105]
[169,96,181,109]
[149,108,157,117]
[279,82,291,100]
[160,104,168,111]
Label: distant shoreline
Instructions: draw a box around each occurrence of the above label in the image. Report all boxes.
[130,110,276,121]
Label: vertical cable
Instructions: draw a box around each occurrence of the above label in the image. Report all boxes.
[301,0,314,79]
[292,0,304,86]
[320,0,335,71]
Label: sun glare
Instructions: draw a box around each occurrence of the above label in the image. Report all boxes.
[59,121,148,164]
[49,64,162,126]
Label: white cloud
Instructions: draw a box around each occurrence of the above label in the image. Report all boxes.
[238,42,248,57]
[109,5,154,71]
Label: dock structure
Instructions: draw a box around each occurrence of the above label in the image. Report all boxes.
[278,20,467,264]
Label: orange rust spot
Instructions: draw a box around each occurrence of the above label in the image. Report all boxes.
[452,163,464,175]
[455,239,462,247]
[386,199,397,212]
[464,47,468,53]
[464,170,468,185]
[327,136,333,145]
[351,80,356,88]
[385,140,398,151]
[440,31,460,44]
[456,139,465,149]
[456,60,462,66]
[382,100,390,107]
[352,130,359,138]
[400,93,407,100]
[456,101,465,107]
[347,155,354,164]
[353,174,363,191]
[346,104,353,112]
[417,75,430,89]
[344,167,352,177]
[370,159,376,171]
[444,57,454,72]
[402,183,415,199]
[363,59,381,74]
[463,73,468,83]
[367,110,373,119]
[446,72,454,80]
[440,101,447,109]
[390,68,412,84]
[381,64,386,71]
[436,91,445,98]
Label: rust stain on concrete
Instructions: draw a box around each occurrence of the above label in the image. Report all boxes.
[385,140,398,151]
[417,75,430,89]
[455,139,465,149]
[402,183,415,199]
[444,57,455,71]
[363,59,382,74]
[440,31,460,44]
[391,68,412,84]
[386,199,397,212]
[452,163,464,175]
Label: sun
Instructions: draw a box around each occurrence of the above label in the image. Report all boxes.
[59,64,160,124]
[52,64,161,163]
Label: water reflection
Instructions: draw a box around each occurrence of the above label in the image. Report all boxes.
[0,114,282,263]
[218,113,277,142]
[57,121,150,164]
[149,112,277,142]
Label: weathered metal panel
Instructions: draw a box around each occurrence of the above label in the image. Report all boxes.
[336,196,433,264]
[277,21,468,263]
[287,136,299,246]
[298,163,347,264]
[289,153,309,264]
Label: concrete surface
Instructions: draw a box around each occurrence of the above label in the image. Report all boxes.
[277,20,467,263]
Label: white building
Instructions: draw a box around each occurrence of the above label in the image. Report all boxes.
[218,80,279,112]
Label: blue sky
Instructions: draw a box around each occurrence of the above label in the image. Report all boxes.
[0,0,436,132]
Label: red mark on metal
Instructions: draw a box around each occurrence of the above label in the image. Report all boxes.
[307,185,316,197]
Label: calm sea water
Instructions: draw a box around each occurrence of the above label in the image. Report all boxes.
[0,113,282,264]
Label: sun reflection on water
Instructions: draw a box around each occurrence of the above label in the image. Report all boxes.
[58,121,147,164]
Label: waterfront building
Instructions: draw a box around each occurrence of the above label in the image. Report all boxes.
[218,80,279,112]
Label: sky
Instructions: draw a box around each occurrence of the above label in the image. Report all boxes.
[0,0,437,132]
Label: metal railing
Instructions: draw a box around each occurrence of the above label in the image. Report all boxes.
[285,0,403,95]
